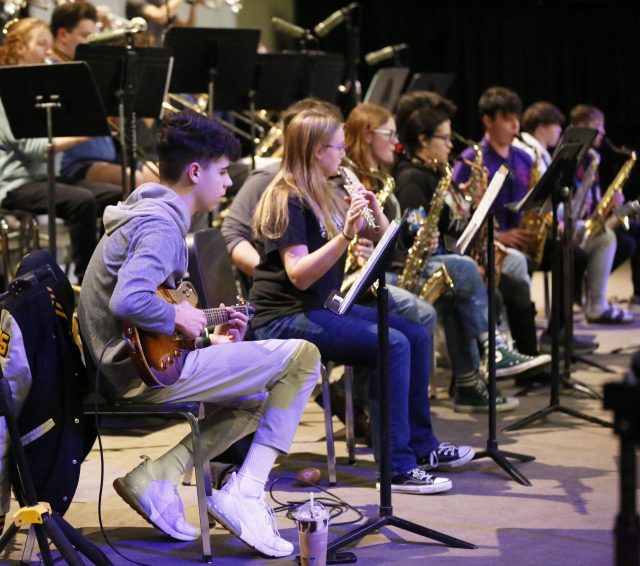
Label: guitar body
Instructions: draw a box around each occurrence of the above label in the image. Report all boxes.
[123,282,254,388]
[123,282,198,388]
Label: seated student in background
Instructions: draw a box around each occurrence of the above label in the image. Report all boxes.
[0,18,121,283]
[78,110,320,557]
[250,109,475,495]
[50,2,160,191]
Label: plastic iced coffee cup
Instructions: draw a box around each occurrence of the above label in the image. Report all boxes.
[296,494,329,566]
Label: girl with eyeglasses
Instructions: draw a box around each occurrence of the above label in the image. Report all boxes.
[250,109,474,494]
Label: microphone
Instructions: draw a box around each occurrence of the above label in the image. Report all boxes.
[194,335,212,350]
[271,17,309,40]
[313,2,359,38]
[364,43,409,66]
[87,17,148,44]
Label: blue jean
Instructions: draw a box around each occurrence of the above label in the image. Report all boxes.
[390,253,486,379]
[253,304,439,476]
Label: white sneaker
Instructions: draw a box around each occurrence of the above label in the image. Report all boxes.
[113,457,198,542]
[207,472,293,557]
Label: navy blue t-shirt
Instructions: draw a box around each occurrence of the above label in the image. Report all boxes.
[250,196,346,329]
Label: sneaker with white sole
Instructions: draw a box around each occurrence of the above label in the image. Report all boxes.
[207,472,293,558]
[453,379,520,414]
[494,345,551,378]
[113,456,198,542]
[377,468,452,494]
[417,442,476,470]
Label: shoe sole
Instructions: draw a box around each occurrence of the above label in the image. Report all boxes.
[113,478,198,542]
[495,355,551,377]
[454,398,520,414]
[376,480,453,494]
[207,498,292,558]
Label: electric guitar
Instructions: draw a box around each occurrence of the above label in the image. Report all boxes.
[122,282,254,387]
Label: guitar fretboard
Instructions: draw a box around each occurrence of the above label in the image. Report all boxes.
[202,305,253,328]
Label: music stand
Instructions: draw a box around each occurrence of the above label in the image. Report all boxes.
[322,218,475,562]
[363,67,410,111]
[504,129,613,432]
[303,52,345,104]
[0,62,109,257]
[405,72,456,97]
[75,44,173,196]
[165,27,260,114]
[447,166,534,486]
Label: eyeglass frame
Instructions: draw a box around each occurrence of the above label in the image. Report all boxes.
[325,143,347,151]
[430,133,453,143]
[371,128,399,141]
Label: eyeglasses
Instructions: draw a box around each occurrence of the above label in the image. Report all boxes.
[371,128,398,141]
[326,143,347,151]
[431,134,453,143]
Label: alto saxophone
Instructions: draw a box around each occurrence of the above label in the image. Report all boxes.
[517,136,551,266]
[572,148,601,224]
[397,161,454,304]
[582,146,637,244]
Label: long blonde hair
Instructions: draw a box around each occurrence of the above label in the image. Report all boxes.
[0,18,49,66]
[254,110,344,241]
[345,103,392,187]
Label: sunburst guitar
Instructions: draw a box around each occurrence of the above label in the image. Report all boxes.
[122,282,254,387]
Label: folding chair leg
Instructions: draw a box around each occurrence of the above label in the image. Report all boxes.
[182,464,194,486]
[185,412,213,561]
[343,366,356,465]
[321,365,337,486]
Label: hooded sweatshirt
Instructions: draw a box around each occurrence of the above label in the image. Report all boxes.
[78,183,191,399]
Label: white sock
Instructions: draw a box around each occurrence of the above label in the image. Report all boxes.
[236,443,279,499]
[149,443,192,485]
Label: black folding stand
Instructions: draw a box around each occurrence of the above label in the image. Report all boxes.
[0,63,110,256]
[447,165,533,485]
[0,374,111,565]
[76,44,173,197]
[323,219,475,562]
[472,212,534,486]
[504,132,613,432]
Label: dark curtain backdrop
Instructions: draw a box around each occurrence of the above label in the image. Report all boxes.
[296,0,640,196]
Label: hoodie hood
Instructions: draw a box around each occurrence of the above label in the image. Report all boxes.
[103,183,191,237]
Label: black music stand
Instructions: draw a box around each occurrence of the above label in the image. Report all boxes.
[363,67,410,111]
[303,52,345,104]
[253,53,306,111]
[76,44,173,196]
[322,218,475,563]
[0,62,109,257]
[405,72,456,97]
[448,165,534,486]
[504,130,613,432]
[165,27,260,114]
[603,359,640,566]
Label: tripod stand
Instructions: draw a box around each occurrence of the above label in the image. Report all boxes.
[504,133,613,432]
[324,244,476,559]
[0,376,111,565]
[472,212,534,485]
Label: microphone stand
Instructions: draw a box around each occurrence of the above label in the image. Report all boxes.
[339,9,361,112]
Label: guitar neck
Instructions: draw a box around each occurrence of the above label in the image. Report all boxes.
[202,305,251,328]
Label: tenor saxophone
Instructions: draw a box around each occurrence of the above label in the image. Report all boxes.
[397,161,454,304]
[582,147,637,244]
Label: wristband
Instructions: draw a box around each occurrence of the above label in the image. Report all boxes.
[341,230,354,241]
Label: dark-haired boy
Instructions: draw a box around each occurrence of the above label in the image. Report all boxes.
[78,111,320,557]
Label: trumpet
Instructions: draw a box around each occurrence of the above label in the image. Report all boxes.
[339,165,379,232]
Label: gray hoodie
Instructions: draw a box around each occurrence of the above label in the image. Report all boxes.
[78,183,191,399]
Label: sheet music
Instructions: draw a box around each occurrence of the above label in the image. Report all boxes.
[456,164,509,255]
[337,217,403,315]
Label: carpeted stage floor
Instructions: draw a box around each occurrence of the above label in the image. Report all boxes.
[1,265,638,565]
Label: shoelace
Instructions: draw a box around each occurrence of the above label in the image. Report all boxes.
[409,468,434,483]
[256,493,283,542]
[436,443,458,457]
